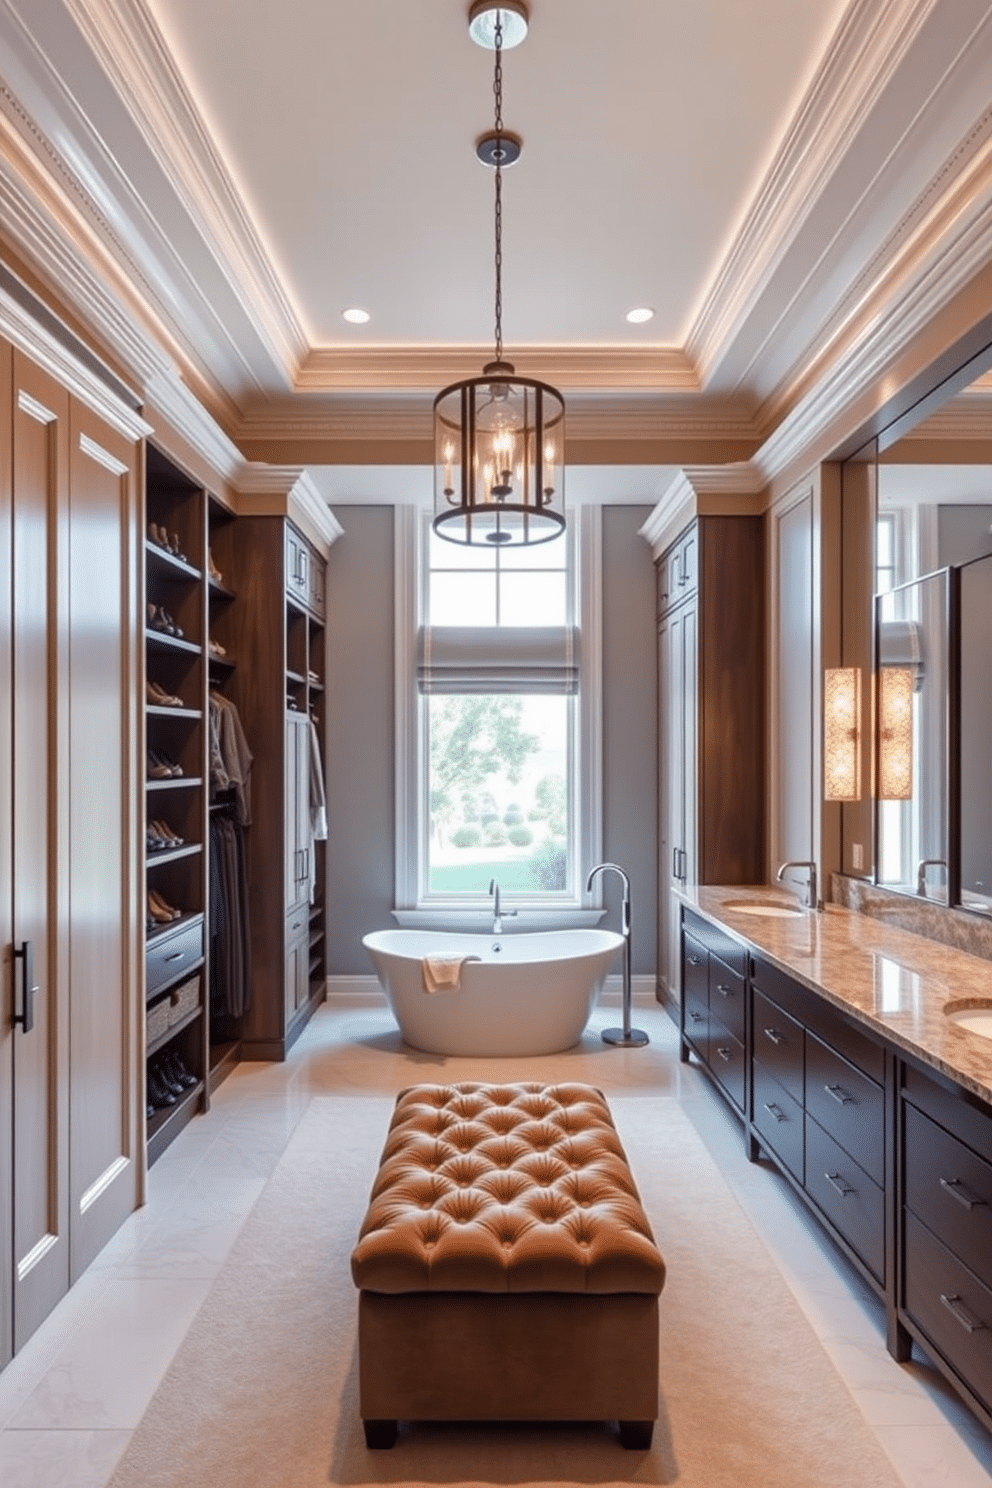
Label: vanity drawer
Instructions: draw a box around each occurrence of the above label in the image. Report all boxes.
[805,1033,884,1187]
[683,992,709,1054]
[753,1060,804,1183]
[683,931,708,1001]
[707,1014,745,1112]
[904,1210,992,1413]
[709,954,745,1044]
[147,916,204,999]
[904,1103,992,1284]
[806,1115,884,1282]
[753,988,804,1105]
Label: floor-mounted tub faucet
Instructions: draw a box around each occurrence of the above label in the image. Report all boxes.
[586,862,648,1048]
[489,878,516,935]
[776,859,820,910]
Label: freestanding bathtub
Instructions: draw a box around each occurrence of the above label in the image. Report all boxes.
[362,927,624,1056]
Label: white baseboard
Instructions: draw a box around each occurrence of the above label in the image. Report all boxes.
[324,973,657,1009]
[325,975,387,1006]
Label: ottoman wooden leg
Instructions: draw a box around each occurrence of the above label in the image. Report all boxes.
[363,1419,398,1450]
[619,1420,654,1450]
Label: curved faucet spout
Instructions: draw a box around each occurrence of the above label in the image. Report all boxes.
[585,862,647,1047]
[488,877,516,935]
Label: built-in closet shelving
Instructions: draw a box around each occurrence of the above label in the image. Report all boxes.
[229,516,329,1058]
[204,497,243,1092]
[144,446,209,1163]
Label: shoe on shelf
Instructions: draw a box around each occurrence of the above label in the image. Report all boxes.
[147,889,181,922]
[208,638,226,657]
[146,680,184,707]
[163,1049,198,1090]
[170,533,188,563]
[208,549,223,584]
[154,1057,184,1097]
[147,829,167,852]
[151,819,183,846]
[147,1063,177,1109]
[147,751,174,781]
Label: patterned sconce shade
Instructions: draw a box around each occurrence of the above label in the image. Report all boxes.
[824,666,861,801]
[878,665,914,800]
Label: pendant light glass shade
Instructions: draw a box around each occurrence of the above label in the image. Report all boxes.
[434,366,565,547]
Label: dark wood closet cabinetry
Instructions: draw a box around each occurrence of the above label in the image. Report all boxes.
[143,446,212,1162]
[223,516,329,1059]
[0,337,143,1368]
[656,517,764,1005]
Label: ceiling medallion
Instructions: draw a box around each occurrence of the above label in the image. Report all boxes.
[433,2,565,548]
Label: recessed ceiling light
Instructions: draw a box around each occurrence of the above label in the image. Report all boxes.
[343,307,370,324]
[468,1,529,49]
[626,307,655,324]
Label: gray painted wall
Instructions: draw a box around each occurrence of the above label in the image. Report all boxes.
[601,506,657,974]
[324,504,658,977]
[325,506,395,975]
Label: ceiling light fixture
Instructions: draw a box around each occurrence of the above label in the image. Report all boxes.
[343,307,370,324]
[433,2,565,548]
[626,307,655,324]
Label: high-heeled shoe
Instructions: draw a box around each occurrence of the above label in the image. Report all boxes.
[147,889,180,923]
[147,680,184,707]
[148,749,183,778]
[151,819,183,847]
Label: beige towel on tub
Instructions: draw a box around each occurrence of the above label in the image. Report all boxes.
[421,954,481,994]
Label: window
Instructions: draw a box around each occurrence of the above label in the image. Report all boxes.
[395,507,601,917]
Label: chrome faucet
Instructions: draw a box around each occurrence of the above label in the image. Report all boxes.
[488,878,516,935]
[916,858,946,897]
[586,862,648,1047]
[776,859,820,910]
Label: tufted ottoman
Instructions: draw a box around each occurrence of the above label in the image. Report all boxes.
[350,1081,665,1449]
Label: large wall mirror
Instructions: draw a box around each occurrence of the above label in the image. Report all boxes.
[841,368,992,914]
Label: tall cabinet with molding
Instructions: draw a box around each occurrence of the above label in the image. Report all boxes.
[221,480,341,1059]
[645,489,766,1007]
[0,330,144,1368]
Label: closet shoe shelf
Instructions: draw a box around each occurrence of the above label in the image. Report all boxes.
[146,704,203,720]
[146,1081,204,1165]
[146,631,201,658]
[147,775,204,792]
[146,844,201,868]
[145,541,202,582]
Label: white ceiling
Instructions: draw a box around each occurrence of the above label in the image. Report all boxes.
[2,0,992,479]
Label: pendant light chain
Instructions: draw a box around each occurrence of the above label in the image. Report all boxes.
[493,14,503,365]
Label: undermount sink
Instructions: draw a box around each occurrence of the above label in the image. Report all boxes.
[721,898,806,919]
[945,1004,992,1039]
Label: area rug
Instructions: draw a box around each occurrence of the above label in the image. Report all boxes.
[107,1094,902,1488]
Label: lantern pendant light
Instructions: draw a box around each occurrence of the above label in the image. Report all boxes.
[433,2,565,548]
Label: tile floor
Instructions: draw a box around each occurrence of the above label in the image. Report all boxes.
[0,999,991,1487]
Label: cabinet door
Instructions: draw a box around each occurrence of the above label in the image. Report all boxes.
[657,614,681,999]
[66,401,139,1277]
[8,354,70,1353]
[681,599,698,885]
[284,713,312,911]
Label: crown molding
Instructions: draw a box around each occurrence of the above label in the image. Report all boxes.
[144,364,244,484]
[0,275,150,439]
[233,465,343,550]
[297,345,699,392]
[62,0,308,382]
[687,0,942,387]
[639,463,766,559]
[753,123,992,485]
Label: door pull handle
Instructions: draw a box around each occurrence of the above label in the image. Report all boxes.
[940,1176,986,1211]
[825,1171,856,1198]
[763,1027,785,1046]
[941,1293,986,1334]
[763,1102,786,1123]
[13,940,37,1034]
[824,1083,855,1106]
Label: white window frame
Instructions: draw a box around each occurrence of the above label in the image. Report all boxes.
[393,503,602,927]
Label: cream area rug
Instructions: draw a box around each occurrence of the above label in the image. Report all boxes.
[107,1094,903,1488]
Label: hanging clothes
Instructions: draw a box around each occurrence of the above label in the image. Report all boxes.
[209,691,253,825]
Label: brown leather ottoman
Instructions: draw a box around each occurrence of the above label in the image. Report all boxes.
[350,1081,666,1449]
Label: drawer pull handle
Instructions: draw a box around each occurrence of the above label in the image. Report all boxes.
[688,1010,704,1024]
[763,1027,785,1046]
[165,951,185,963]
[716,1046,731,1063]
[825,1171,855,1198]
[940,1176,986,1211]
[763,1102,786,1123]
[940,1293,986,1334]
[715,983,733,998]
[687,955,701,967]
[824,1083,855,1107]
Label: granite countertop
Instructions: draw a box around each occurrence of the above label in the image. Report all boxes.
[678,884,992,1105]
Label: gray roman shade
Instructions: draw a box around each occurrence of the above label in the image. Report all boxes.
[418,626,580,694]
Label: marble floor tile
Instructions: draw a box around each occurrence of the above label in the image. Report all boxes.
[10,1277,213,1430]
[0,1428,130,1488]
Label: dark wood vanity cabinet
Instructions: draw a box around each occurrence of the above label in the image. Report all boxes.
[901,1063,992,1417]
[679,904,992,1437]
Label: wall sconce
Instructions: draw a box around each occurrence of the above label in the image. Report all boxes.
[824,666,861,801]
[878,665,914,800]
